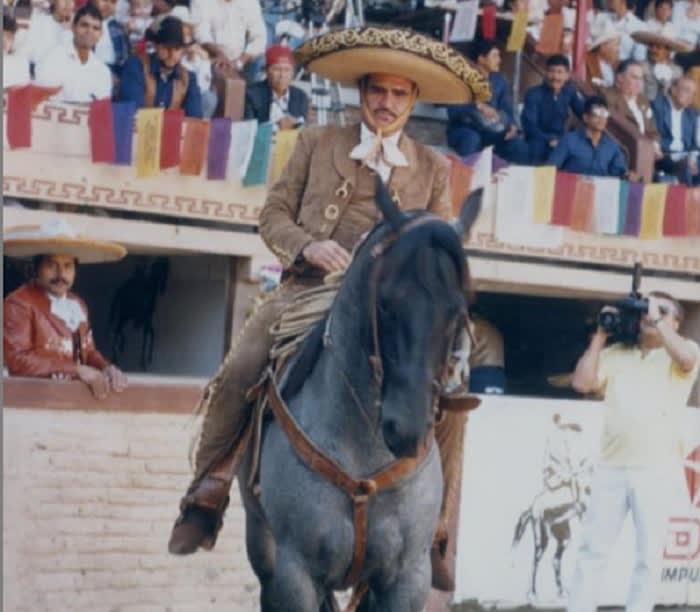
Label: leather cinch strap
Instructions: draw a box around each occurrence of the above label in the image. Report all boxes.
[265,368,433,590]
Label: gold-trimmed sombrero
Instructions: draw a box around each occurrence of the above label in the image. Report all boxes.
[4,218,127,263]
[632,24,693,54]
[294,26,491,104]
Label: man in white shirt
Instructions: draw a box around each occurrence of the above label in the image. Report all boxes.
[190,0,266,80]
[3,12,30,88]
[16,0,74,66]
[90,0,130,75]
[605,0,649,61]
[35,4,113,103]
[632,24,688,100]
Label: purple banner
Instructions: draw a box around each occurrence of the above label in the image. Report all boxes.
[112,102,136,165]
[206,118,233,180]
[623,181,643,236]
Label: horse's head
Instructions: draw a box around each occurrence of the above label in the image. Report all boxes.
[357,178,482,457]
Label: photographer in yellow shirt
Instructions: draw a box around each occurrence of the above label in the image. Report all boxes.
[567,291,699,612]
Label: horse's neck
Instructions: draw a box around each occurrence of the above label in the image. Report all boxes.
[290,270,394,472]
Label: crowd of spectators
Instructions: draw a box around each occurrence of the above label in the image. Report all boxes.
[2,0,308,123]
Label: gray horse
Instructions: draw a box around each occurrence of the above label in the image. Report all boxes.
[239,181,482,612]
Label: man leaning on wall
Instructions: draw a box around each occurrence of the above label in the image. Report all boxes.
[567,291,699,612]
[3,219,129,400]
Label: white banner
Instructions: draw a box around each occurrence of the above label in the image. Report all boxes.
[455,396,700,607]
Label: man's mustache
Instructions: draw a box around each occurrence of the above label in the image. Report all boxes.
[374,108,397,119]
[49,278,70,286]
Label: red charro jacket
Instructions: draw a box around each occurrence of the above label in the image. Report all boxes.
[4,282,109,378]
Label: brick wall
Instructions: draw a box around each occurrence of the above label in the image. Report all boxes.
[3,407,259,612]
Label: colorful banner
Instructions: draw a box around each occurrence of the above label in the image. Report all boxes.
[552,171,578,226]
[506,10,529,52]
[135,108,163,178]
[623,181,644,236]
[663,184,688,237]
[7,85,33,149]
[88,99,115,163]
[481,4,497,39]
[180,118,210,176]
[687,188,700,235]
[207,118,233,180]
[532,165,556,224]
[242,122,274,187]
[535,13,564,55]
[113,102,136,165]
[450,0,479,43]
[228,120,258,180]
[592,176,620,234]
[270,128,300,183]
[160,109,184,170]
[570,177,595,232]
[640,182,667,239]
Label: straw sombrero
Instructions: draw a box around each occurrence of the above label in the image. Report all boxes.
[294,27,491,104]
[587,19,621,51]
[4,218,127,263]
[632,24,693,53]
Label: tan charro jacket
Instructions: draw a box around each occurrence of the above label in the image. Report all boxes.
[259,123,452,270]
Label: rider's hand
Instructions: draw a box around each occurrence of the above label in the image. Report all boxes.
[103,365,128,393]
[76,365,110,400]
[302,240,351,273]
[277,116,297,131]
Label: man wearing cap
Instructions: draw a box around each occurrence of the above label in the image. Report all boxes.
[118,15,203,117]
[585,19,622,89]
[632,24,688,100]
[244,44,308,130]
[3,219,128,400]
[168,26,490,593]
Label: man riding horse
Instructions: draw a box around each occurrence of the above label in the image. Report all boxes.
[168,26,490,591]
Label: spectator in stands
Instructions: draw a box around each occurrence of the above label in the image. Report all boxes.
[633,24,689,100]
[172,6,216,118]
[652,76,700,182]
[35,4,113,103]
[548,96,629,177]
[90,0,129,76]
[585,20,622,88]
[124,0,152,50]
[605,0,649,61]
[521,54,585,164]
[3,12,31,88]
[646,0,674,31]
[118,16,203,117]
[16,0,74,67]
[244,44,307,130]
[191,0,266,83]
[603,60,663,160]
[672,0,700,46]
[3,219,129,399]
[446,40,529,164]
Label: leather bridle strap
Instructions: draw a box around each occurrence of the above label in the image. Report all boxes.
[265,368,433,589]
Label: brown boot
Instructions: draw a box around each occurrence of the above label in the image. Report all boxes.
[430,533,455,592]
[168,476,231,555]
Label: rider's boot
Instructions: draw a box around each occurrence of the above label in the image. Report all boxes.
[430,401,473,592]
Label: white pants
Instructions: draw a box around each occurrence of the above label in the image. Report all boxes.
[566,463,676,612]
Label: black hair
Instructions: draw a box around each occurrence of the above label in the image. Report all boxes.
[73,3,103,25]
[655,0,673,7]
[3,11,17,34]
[616,58,641,75]
[583,95,608,114]
[470,39,500,62]
[546,54,570,70]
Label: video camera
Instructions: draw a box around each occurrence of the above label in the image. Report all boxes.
[597,262,652,345]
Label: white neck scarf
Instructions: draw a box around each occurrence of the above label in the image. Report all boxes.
[48,292,86,332]
[349,123,408,183]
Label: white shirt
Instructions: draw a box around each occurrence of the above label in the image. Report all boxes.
[349,123,408,184]
[670,102,685,153]
[94,17,117,66]
[35,40,113,103]
[672,0,700,46]
[600,60,615,88]
[269,90,290,125]
[48,292,86,332]
[607,11,649,61]
[3,53,31,88]
[191,0,266,61]
[626,96,646,134]
[15,11,73,65]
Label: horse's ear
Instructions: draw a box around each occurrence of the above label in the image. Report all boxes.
[453,188,483,241]
[374,175,406,231]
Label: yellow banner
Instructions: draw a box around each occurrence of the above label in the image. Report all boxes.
[270,128,300,183]
[640,182,667,239]
[506,10,529,52]
[532,165,556,224]
[135,108,163,178]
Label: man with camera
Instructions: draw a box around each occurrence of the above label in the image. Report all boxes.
[567,290,699,612]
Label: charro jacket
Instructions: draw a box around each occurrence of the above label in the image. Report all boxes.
[259,123,452,270]
[4,282,109,378]
[603,86,661,141]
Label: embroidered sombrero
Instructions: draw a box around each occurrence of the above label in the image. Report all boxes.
[632,24,693,53]
[4,218,127,263]
[294,26,491,104]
